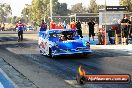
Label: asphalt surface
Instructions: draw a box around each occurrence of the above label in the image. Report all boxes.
[0,33,132,88]
[0,31,37,34]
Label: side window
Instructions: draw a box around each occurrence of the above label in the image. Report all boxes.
[45,34,49,39]
[49,33,58,38]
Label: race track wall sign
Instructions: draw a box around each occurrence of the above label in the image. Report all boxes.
[106,6,128,11]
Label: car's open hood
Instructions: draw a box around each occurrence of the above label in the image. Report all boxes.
[56,40,86,49]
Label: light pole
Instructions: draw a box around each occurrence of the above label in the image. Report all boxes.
[75,14,77,22]
[50,0,53,20]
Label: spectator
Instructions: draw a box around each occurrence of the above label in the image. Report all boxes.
[70,19,76,30]
[50,20,56,29]
[76,19,83,38]
[62,21,67,29]
[121,15,131,45]
[67,23,70,29]
[0,23,1,31]
[57,22,64,29]
[1,22,5,31]
[16,20,25,42]
[88,19,95,41]
[40,20,47,31]
[129,16,132,40]
[97,29,103,45]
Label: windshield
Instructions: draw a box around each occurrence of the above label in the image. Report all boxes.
[49,30,76,41]
[49,33,62,38]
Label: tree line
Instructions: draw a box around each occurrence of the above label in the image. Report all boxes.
[0,0,131,24]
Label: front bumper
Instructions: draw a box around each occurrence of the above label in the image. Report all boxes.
[52,49,92,56]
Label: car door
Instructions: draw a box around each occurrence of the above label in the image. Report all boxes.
[39,32,47,54]
[43,33,49,55]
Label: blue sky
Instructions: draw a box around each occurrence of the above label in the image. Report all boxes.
[0,0,119,16]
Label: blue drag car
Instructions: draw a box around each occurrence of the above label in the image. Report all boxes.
[38,29,92,57]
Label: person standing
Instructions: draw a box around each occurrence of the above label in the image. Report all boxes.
[62,21,67,29]
[121,15,131,45]
[0,23,1,31]
[70,19,76,30]
[50,20,56,29]
[97,29,103,45]
[88,19,95,41]
[76,19,83,38]
[16,20,25,42]
[1,22,5,31]
[129,16,132,40]
[40,20,47,31]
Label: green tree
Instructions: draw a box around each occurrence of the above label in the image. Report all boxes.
[120,0,132,12]
[31,0,50,24]
[21,4,32,23]
[0,3,12,22]
[54,3,68,16]
[10,16,21,24]
[52,0,59,16]
[98,5,105,12]
[7,17,12,23]
[120,0,129,6]
[71,3,86,13]
[89,0,98,13]
[11,16,17,24]
[30,0,68,24]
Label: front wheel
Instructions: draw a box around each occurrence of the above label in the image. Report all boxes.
[49,48,53,58]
